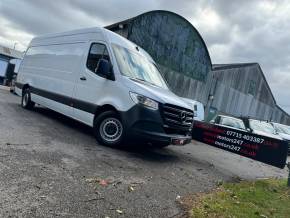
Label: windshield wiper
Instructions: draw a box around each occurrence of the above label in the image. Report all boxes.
[129,77,158,87]
[130,77,146,83]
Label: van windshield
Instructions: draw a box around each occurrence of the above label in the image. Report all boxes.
[112,43,168,89]
[274,123,290,135]
[249,120,276,134]
[220,116,246,130]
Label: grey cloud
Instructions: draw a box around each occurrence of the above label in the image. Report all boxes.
[0,0,68,34]
[69,0,157,24]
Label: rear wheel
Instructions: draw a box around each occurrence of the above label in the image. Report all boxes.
[94,111,124,146]
[21,87,35,109]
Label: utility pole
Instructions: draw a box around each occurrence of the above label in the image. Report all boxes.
[205,75,218,121]
[13,42,18,50]
[287,162,290,187]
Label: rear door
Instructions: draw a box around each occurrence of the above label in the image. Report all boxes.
[72,42,113,126]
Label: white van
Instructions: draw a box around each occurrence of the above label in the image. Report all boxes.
[9,58,22,93]
[181,98,205,121]
[15,27,194,147]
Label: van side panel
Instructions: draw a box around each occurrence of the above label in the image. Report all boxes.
[20,42,85,117]
[17,31,110,126]
[196,102,205,121]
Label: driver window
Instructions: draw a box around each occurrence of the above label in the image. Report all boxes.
[87,43,110,73]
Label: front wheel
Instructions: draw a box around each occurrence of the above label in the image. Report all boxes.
[21,88,35,109]
[94,111,125,146]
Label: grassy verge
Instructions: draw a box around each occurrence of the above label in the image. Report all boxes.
[191,179,290,218]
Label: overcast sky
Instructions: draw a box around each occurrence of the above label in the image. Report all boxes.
[0,0,289,113]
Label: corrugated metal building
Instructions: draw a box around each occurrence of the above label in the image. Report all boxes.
[274,106,290,125]
[106,10,290,125]
[210,63,290,124]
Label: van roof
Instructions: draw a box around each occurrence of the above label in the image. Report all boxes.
[29,27,154,62]
[34,27,105,39]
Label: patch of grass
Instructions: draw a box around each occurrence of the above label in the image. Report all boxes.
[191,179,290,218]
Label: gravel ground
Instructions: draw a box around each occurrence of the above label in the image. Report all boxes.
[0,89,288,218]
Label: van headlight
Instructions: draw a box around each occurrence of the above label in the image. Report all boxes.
[129,92,159,110]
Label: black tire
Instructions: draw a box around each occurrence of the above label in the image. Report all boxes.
[21,87,35,109]
[93,111,124,146]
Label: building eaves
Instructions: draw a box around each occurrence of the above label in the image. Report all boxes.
[0,44,23,59]
[276,105,290,117]
[212,63,257,71]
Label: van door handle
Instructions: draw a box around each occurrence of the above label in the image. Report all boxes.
[80,76,86,81]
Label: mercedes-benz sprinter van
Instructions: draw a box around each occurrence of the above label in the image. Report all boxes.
[15,27,194,147]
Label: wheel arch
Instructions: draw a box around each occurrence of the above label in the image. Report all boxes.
[21,84,30,95]
[94,104,121,125]
[93,104,126,146]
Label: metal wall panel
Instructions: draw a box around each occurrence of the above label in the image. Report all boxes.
[158,64,212,103]
[127,12,211,83]
[210,65,290,124]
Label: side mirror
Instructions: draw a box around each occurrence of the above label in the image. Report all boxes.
[95,59,114,80]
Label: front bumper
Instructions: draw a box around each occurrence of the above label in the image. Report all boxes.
[120,104,192,145]
[133,129,192,145]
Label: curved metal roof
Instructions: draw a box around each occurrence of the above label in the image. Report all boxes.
[106,10,212,83]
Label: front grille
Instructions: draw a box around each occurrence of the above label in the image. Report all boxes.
[160,103,194,132]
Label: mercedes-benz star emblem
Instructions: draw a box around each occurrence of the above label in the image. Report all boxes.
[180,111,186,122]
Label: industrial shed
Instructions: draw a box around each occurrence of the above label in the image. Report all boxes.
[106,10,212,104]
[272,106,290,125]
[0,45,23,85]
[210,63,290,125]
